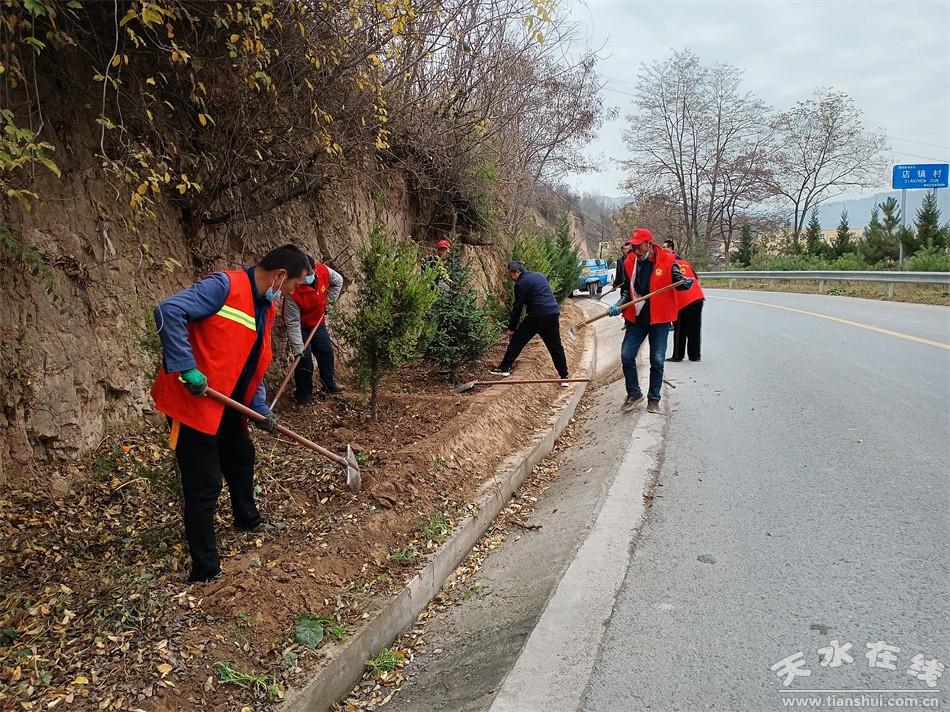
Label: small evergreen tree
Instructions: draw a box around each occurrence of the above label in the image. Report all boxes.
[833,209,855,258]
[427,250,501,383]
[733,223,754,266]
[914,190,943,250]
[340,225,438,420]
[804,207,823,256]
[548,216,581,301]
[862,205,898,265]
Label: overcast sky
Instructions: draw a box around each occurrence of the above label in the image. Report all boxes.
[564,0,950,199]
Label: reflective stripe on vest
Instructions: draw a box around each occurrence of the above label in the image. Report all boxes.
[216,304,257,332]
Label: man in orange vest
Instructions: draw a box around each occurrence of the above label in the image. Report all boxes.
[151,244,310,583]
[606,228,692,414]
[669,257,704,362]
[283,255,344,404]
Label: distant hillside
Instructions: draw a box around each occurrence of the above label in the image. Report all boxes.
[603,191,950,231]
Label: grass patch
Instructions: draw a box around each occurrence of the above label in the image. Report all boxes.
[703,279,949,306]
[463,581,490,600]
[419,512,450,544]
[366,647,404,676]
[216,661,282,700]
[388,544,420,564]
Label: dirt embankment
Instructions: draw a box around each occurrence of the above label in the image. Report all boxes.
[0,303,587,711]
[0,119,513,484]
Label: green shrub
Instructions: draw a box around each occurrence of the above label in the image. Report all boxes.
[829,252,869,270]
[903,247,950,272]
[510,216,581,303]
[427,250,500,382]
[339,225,438,420]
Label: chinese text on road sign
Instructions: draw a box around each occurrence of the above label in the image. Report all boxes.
[892,163,949,190]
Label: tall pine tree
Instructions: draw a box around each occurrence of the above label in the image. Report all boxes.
[734,223,755,266]
[914,190,944,250]
[804,207,823,256]
[833,209,854,257]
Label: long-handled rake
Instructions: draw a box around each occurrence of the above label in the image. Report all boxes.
[567,281,684,340]
[206,387,361,492]
[453,377,591,394]
[269,314,326,410]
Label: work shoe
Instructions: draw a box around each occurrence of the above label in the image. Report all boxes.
[489,368,511,377]
[667,357,683,362]
[647,400,661,414]
[236,518,288,535]
[689,357,701,362]
[560,381,570,388]
[293,393,314,406]
[187,570,223,585]
[621,393,643,412]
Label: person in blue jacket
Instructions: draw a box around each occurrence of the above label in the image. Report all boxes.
[490,261,569,383]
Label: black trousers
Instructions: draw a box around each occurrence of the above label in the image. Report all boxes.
[294,323,337,399]
[499,314,569,378]
[175,408,261,580]
[672,299,703,361]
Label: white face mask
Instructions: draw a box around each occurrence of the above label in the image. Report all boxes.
[265,274,286,302]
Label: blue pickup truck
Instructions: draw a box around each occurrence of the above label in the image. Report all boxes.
[576,258,612,297]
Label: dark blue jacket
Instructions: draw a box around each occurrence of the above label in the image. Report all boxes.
[154,267,271,415]
[508,271,560,330]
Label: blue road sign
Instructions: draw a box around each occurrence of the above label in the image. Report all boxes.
[892,163,949,190]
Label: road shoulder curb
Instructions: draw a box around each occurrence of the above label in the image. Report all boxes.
[285,326,597,711]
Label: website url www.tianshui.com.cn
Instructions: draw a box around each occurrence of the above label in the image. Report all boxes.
[780,691,942,708]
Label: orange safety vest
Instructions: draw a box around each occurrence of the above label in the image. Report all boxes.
[151,269,275,435]
[623,245,681,324]
[674,258,705,310]
[290,262,330,329]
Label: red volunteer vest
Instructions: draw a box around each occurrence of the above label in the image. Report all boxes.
[291,262,330,329]
[674,258,705,310]
[623,246,680,325]
[151,269,275,435]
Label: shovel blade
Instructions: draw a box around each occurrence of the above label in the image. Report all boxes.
[452,380,478,394]
[345,444,361,493]
[567,324,578,341]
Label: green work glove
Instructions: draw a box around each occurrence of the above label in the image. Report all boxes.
[255,412,278,433]
[607,305,621,317]
[179,368,208,397]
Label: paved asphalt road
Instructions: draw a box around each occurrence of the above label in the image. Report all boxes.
[385,289,949,712]
[583,290,949,710]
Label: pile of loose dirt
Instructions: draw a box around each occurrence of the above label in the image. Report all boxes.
[0,304,588,711]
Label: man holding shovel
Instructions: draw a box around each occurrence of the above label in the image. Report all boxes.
[490,261,569,385]
[606,229,692,414]
[151,244,310,583]
[283,255,344,405]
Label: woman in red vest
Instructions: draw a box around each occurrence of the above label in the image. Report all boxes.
[151,244,309,583]
[283,255,345,404]
[606,228,692,413]
[670,257,705,362]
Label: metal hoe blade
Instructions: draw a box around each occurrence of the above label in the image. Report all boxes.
[345,444,361,492]
[452,380,479,394]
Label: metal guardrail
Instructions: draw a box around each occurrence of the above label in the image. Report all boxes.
[698,270,949,296]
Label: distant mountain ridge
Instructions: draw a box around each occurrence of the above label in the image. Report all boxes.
[598,191,950,230]
[817,190,950,230]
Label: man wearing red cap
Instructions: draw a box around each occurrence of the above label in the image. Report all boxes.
[424,239,455,291]
[606,228,692,413]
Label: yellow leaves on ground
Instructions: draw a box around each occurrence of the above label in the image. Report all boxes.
[156,663,173,677]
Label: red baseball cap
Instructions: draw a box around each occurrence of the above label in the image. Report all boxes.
[628,228,654,246]
[436,239,451,249]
